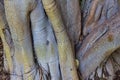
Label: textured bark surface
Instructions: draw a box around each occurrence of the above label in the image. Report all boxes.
[111,48,120,80]
[0,0,120,80]
[77,0,120,79]
[0,1,11,79]
[77,12,120,79]
[82,0,119,36]
[0,37,10,80]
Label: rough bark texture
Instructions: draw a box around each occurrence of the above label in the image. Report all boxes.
[82,0,119,36]
[111,48,120,80]
[0,37,10,80]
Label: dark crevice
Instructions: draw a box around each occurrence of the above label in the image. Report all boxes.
[0,37,10,80]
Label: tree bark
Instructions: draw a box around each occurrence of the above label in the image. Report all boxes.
[0,0,120,80]
[42,0,79,80]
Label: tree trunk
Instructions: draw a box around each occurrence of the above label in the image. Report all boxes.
[0,0,120,80]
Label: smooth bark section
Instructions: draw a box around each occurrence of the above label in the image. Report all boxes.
[30,0,60,79]
[56,0,81,44]
[42,0,79,80]
[47,24,61,80]
[77,13,120,79]
[66,0,81,44]
[4,0,38,79]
